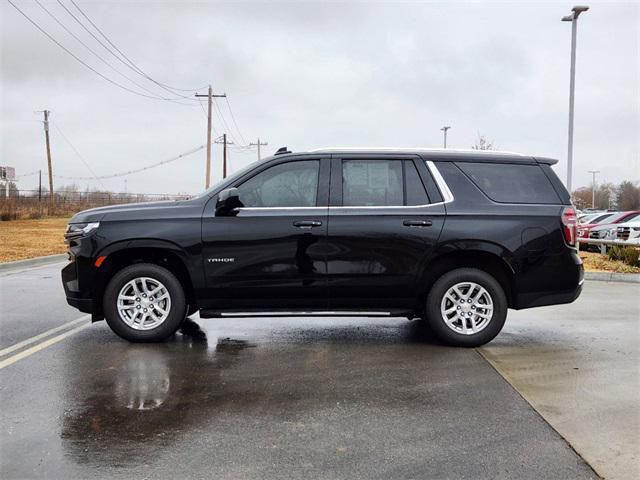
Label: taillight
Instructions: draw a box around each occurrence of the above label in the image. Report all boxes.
[561,207,577,246]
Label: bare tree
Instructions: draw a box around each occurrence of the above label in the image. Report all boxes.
[472,133,495,151]
[616,181,640,210]
[572,182,618,210]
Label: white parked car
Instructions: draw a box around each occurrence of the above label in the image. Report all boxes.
[616,220,640,244]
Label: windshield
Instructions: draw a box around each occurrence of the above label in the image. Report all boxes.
[601,211,640,225]
[195,159,263,198]
[579,213,598,223]
[590,213,614,224]
[623,212,640,223]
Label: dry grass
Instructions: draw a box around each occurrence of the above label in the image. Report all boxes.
[580,251,640,274]
[0,217,70,263]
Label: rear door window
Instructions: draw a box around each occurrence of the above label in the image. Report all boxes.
[342,160,403,206]
[456,162,561,204]
[404,160,430,205]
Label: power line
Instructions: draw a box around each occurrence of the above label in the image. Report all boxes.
[50,120,107,190]
[213,97,244,146]
[197,99,221,137]
[6,0,197,103]
[55,0,197,103]
[34,0,187,103]
[15,170,40,179]
[53,145,204,180]
[224,96,248,146]
[68,0,206,95]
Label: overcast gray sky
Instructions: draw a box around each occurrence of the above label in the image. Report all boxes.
[1,0,638,195]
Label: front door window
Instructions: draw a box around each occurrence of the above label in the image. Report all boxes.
[238,160,320,208]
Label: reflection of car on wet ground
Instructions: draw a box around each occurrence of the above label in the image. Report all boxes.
[61,319,255,461]
[62,148,583,347]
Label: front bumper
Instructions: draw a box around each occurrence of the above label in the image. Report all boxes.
[62,259,95,314]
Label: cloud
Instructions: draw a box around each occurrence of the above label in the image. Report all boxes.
[1,0,638,194]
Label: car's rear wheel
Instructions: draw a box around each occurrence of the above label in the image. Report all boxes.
[425,268,507,347]
[103,263,186,342]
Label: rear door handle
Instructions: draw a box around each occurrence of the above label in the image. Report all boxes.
[293,220,323,228]
[403,219,433,227]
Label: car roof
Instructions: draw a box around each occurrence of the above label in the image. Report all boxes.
[269,148,558,165]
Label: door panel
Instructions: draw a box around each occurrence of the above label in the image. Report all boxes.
[201,208,328,310]
[326,156,445,309]
[326,207,444,308]
[200,157,329,311]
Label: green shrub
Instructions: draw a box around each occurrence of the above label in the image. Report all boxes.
[608,245,640,267]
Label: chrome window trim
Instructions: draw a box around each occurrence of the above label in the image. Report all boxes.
[236,207,327,212]
[426,160,454,204]
[233,161,455,211]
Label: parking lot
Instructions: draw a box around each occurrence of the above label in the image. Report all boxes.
[1,261,638,479]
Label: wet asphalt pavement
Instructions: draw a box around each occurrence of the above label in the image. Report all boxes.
[0,262,601,479]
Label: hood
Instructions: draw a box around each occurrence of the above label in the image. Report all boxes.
[69,200,187,224]
[616,220,640,229]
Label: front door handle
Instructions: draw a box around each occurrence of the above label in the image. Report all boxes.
[293,220,323,228]
[403,219,433,227]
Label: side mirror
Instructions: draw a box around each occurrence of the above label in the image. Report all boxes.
[215,188,243,216]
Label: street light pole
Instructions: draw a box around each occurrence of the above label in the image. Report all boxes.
[562,5,589,194]
[440,126,451,149]
[588,170,599,208]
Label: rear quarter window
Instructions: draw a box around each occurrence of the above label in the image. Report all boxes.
[456,162,561,204]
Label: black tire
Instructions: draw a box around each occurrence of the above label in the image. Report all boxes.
[103,263,186,342]
[425,268,507,347]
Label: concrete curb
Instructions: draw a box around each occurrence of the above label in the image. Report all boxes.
[0,254,67,274]
[584,271,640,284]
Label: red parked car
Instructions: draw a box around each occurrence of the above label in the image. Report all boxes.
[578,210,640,245]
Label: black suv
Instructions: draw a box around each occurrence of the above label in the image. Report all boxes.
[62,148,583,347]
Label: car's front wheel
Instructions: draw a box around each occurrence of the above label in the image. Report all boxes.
[425,268,507,347]
[103,263,186,342]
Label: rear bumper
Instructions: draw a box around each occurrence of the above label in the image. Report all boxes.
[512,251,584,309]
[514,282,583,309]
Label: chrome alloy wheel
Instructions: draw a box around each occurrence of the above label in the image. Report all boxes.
[440,282,494,335]
[117,277,172,330]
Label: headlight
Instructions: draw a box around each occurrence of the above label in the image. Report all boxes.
[65,222,100,240]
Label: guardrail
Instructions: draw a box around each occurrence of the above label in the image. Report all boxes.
[578,238,640,254]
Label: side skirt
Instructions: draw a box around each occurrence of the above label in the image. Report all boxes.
[199,309,415,319]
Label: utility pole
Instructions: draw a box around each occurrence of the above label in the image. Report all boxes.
[588,169,599,208]
[38,170,42,202]
[215,134,235,178]
[249,138,269,160]
[42,110,54,212]
[195,86,226,189]
[440,126,451,149]
[562,5,589,193]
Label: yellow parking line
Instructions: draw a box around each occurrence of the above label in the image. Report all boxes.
[0,323,91,370]
[0,315,90,358]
